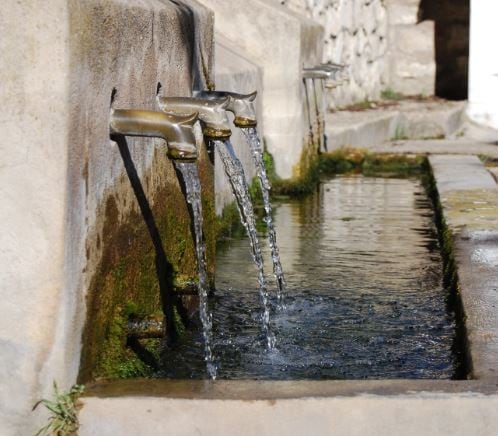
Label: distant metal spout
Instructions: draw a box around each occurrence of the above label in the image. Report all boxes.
[194,90,258,128]
[157,96,232,139]
[303,67,339,81]
[109,109,199,160]
[320,62,346,72]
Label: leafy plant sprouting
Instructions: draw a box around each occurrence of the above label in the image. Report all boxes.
[33,382,84,436]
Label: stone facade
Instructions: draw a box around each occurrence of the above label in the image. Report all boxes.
[0,1,215,434]
[281,0,390,107]
[281,0,439,104]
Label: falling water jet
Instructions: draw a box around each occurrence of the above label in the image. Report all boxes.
[214,139,275,350]
[194,90,287,307]
[175,161,217,379]
[241,127,287,307]
[158,95,275,349]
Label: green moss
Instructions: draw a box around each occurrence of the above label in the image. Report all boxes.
[215,201,246,243]
[173,306,187,336]
[267,148,425,197]
[79,147,217,383]
[381,88,404,101]
[422,167,469,379]
[94,310,152,379]
[263,149,278,182]
[341,100,377,111]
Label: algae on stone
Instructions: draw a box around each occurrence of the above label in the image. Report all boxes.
[79,146,216,382]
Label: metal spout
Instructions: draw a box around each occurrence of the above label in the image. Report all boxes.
[320,62,346,72]
[157,96,232,139]
[302,67,339,81]
[110,109,198,160]
[194,90,258,128]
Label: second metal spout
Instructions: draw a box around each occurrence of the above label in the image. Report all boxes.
[194,90,258,128]
[109,109,198,160]
[303,67,339,81]
[320,62,346,72]
[157,96,232,140]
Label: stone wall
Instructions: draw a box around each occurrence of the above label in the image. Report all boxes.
[197,0,324,179]
[281,0,389,107]
[0,1,215,434]
[281,0,440,103]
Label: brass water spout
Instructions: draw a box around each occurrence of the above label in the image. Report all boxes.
[157,96,232,140]
[194,90,258,128]
[109,109,198,160]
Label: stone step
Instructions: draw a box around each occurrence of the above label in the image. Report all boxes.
[370,139,498,158]
[325,99,466,151]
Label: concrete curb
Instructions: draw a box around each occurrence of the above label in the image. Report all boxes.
[430,155,498,380]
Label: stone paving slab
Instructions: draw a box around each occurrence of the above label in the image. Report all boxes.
[429,155,497,194]
[325,110,399,150]
[371,139,498,158]
[395,100,465,139]
[429,155,498,379]
[325,100,466,150]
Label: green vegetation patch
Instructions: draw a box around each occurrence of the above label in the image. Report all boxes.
[269,147,426,197]
[79,149,216,382]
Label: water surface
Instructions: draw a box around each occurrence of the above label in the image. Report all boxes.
[159,176,456,379]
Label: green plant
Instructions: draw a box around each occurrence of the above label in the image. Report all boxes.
[393,125,408,140]
[381,88,403,101]
[33,382,84,436]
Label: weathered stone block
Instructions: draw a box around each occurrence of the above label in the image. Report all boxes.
[0,1,215,434]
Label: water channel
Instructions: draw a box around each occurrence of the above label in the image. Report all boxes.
[158,175,457,379]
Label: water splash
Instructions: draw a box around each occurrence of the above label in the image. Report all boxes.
[242,128,286,307]
[174,161,217,378]
[214,139,275,349]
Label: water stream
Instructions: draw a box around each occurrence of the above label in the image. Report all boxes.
[174,161,216,379]
[214,139,275,350]
[242,127,286,307]
[158,175,458,379]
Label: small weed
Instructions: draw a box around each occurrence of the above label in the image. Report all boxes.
[393,125,408,140]
[33,382,84,436]
[381,88,403,101]
[342,100,376,111]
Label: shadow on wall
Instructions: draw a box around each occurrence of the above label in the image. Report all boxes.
[79,118,217,383]
[113,135,191,344]
[419,0,469,100]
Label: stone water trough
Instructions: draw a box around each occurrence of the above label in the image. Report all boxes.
[1,1,498,435]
